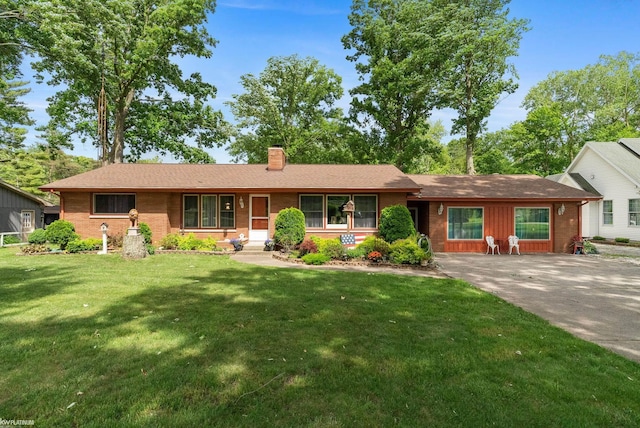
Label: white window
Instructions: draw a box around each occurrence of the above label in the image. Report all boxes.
[21,210,34,231]
[602,200,613,225]
[630,199,640,226]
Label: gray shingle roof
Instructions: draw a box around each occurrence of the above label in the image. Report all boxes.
[407,174,601,201]
[40,163,420,193]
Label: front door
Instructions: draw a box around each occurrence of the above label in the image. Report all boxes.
[250,195,269,243]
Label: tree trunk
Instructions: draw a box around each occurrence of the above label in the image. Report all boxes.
[109,89,135,164]
[465,126,476,175]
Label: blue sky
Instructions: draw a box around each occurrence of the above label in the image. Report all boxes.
[21,0,640,163]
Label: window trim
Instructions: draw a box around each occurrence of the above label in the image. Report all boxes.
[629,198,640,227]
[514,207,550,240]
[299,194,325,229]
[602,200,613,226]
[447,206,484,241]
[183,194,236,230]
[93,193,136,215]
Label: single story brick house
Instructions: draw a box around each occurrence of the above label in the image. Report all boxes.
[40,147,600,253]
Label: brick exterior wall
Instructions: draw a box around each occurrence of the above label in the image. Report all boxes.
[553,202,581,253]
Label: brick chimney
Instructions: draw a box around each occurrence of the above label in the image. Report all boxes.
[267,146,286,171]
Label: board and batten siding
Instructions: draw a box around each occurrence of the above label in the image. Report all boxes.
[0,185,45,233]
[563,148,640,241]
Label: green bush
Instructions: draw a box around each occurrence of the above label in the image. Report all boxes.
[178,233,203,250]
[159,233,180,250]
[146,244,156,255]
[378,205,416,243]
[201,237,220,251]
[389,238,427,265]
[45,220,79,250]
[139,222,152,245]
[67,238,101,253]
[583,241,598,255]
[301,253,331,265]
[357,235,391,256]
[2,235,21,245]
[614,237,630,243]
[345,247,365,260]
[274,207,306,252]
[591,235,606,241]
[320,239,345,260]
[28,228,48,244]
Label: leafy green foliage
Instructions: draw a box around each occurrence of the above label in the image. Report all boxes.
[615,237,630,243]
[273,208,306,252]
[319,239,345,260]
[29,0,229,164]
[28,228,48,245]
[345,247,365,260]
[592,236,606,241]
[342,0,444,172]
[159,233,180,250]
[356,235,391,256]
[227,54,352,164]
[2,235,20,245]
[389,238,427,265]
[139,222,152,245]
[378,205,416,243]
[45,220,78,250]
[177,233,203,251]
[301,252,331,265]
[66,238,101,253]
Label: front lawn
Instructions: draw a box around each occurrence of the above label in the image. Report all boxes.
[1,248,638,427]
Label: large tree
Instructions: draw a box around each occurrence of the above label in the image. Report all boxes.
[524,51,640,158]
[0,1,33,155]
[226,55,353,164]
[27,0,228,164]
[436,0,528,175]
[342,0,445,172]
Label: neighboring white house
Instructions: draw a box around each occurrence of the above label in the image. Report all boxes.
[549,138,640,240]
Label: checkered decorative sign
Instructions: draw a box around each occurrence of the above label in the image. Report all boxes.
[340,234,356,245]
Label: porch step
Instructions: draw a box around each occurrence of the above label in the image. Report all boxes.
[234,244,273,256]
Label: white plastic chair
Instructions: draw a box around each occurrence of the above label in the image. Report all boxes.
[485,236,500,255]
[508,235,520,255]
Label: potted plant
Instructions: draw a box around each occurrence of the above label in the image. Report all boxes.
[264,239,275,251]
[230,238,243,252]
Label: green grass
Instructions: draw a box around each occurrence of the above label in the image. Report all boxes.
[1,248,639,427]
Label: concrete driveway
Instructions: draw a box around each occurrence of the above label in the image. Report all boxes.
[437,251,640,362]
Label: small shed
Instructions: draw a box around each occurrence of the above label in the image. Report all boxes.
[1,179,57,240]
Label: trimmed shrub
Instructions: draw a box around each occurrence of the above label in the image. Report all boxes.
[591,235,606,241]
[28,228,47,245]
[298,239,318,256]
[301,253,331,265]
[274,207,306,252]
[2,235,20,245]
[45,220,79,250]
[159,233,180,250]
[378,205,416,243]
[139,222,152,245]
[146,244,156,255]
[67,238,101,253]
[357,235,391,256]
[615,237,630,243]
[320,239,345,260]
[201,237,220,251]
[389,238,427,265]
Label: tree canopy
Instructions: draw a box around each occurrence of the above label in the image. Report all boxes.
[226,55,354,164]
[26,0,229,164]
